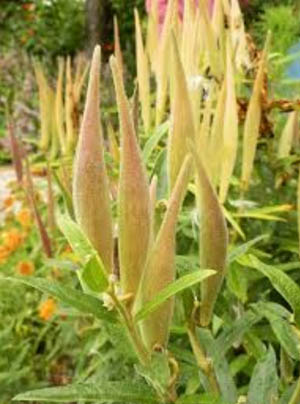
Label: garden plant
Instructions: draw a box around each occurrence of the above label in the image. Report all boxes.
[2,1,300,404]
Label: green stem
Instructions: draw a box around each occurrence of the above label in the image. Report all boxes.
[108,291,150,366]
[187,322,220,394]
[289,375,300,404]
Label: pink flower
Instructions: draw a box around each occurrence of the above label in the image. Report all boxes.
[146,0,248,32]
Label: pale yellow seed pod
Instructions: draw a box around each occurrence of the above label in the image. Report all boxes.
[135,8,151,133]
[114,16,124,79]
[73,46,114,273]
[297,166,300,256]
[168,34,195,191]
[189,144,228,327]
[34,62,51,152]
[155,0,176,126]
[278,111,299,159]
[110,56,151,303]
[55,57,66,155]
[137,155,193,350]
[219,36,239,203]
[241,33,271,190]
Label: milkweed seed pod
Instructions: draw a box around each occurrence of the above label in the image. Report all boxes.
[55,57,66,155]
[189,144,228,327]
[297,166,300,256]
[241,32,271,190]
[65,56,76,155]
[168,34,195,191]
[137,155,192,350]
[73,46,114,273]
[114,16,124,79]
[219,36,239,204]
[135,8,151,133]
[208,81,226,187]
[34,62,52,152]
[110,56,151,303]
[278,111,299,159]
[155,0,176,126]
[198,0,222,80]
[146,0,159,71]
[230,0,251,71]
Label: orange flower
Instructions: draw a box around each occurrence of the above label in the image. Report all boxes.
[16,208,32,228]
[3,229,23,251]
[3,196,15,209]
[16,260,35,276]
[39,298,57,321]
[0,245,11,264]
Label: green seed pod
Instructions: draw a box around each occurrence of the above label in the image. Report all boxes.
[137,155,192,350]
[73,45,114,273]
[110,56,151,303]
[189,144,228,327]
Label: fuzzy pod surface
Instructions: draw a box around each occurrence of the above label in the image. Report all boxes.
[73,46,114,273]
[190,145,228,327]
[110,56,151,303]
[137,155,192,350]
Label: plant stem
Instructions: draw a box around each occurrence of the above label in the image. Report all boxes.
[187,322,220,394]
[108,291,150,366]
[289,374,300,404]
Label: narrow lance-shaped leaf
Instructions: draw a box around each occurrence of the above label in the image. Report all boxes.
[13,381,158,404]
[247,346,278,404]
[136,155,192,350]
[110,56,151,303]
[135,8,151,133]
[219,36,239,203]
[278,111,299,159]
[73,46,114,273]
[241,33,271,190]
[168,33,195,191]
[189,143,228,326]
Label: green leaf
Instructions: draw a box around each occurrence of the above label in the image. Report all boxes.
[57,214,108,292]
[52,169,74,218]
[176,393,230,404]
[228,234,269,263]
[13,382,158,403]
[2,277,116,323]
[57,214,95,262]
[196,329,238,403]
[79,255,108,293]
[258,305,300,360]
[247,346,278,404]
[143,121,168,163]
[136,352,170,398]
[223,207,245,240]
[248,255,300,326]
[134,270,215,322]
[216,310,262,357]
